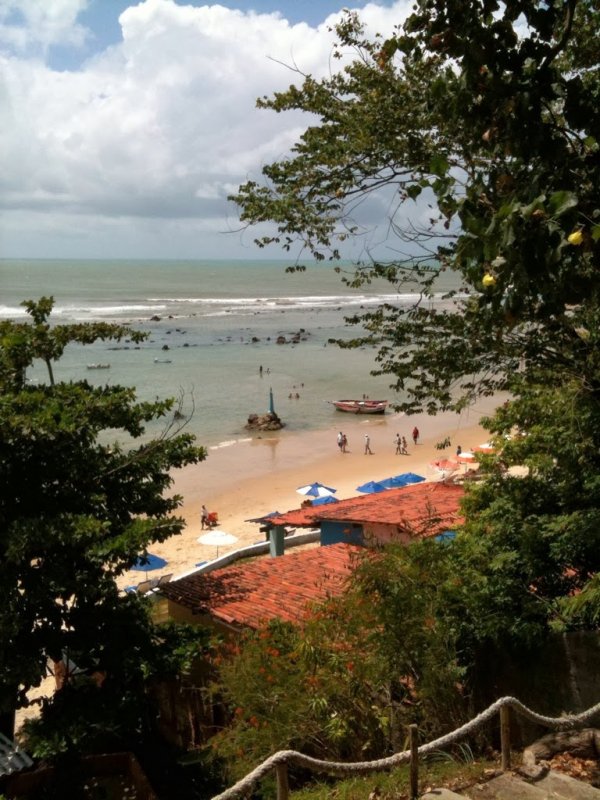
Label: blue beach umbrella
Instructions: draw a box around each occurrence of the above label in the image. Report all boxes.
[311,494,339,506]
[296,482,337,498]
[434,530,457,543]
[132,552,168,572]
[380,472,425,489]
[356,480,388,494]
[394,472,425,484]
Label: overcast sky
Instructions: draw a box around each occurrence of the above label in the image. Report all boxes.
[1,0,413,260]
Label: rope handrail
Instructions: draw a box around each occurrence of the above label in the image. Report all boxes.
[210,695,600,800]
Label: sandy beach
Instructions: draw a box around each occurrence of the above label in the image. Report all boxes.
[17,395,504,733]
[119,395,504,588]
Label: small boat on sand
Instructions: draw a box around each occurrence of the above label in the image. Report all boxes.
[87,363,110,370]
[331,399,388,414]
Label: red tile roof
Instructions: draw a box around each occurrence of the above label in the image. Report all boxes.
[272,482,464,537]
[160,542,361,630]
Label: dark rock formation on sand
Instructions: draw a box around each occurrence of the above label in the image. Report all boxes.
[245,412,285,431]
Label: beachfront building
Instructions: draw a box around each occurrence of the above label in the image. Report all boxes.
[159,483,463,635]
[268,482,464,548]
[159,542,357,635]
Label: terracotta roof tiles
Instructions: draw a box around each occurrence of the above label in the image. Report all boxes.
[273,482,464,536]
[161,542,361,630]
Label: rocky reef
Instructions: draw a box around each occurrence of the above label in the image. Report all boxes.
[245,412,285,431]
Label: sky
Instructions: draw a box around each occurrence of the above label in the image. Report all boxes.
[1,0,414,260]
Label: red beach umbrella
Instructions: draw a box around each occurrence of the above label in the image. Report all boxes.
[431,458,459,472]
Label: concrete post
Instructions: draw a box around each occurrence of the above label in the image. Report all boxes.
[269,525,285,557]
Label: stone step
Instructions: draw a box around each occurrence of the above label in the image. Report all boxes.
[528,770,600,799]
[422,771,600,800]
[464,772,548,799]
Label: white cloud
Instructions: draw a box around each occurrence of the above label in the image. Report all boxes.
[0,0,90,52]
[1,0,413,258]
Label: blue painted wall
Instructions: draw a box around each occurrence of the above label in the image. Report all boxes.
[321,520,364,546]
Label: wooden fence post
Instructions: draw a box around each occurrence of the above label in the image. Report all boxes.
[409,723,419,800]
[500,705,511,771]
[275,763,289,800]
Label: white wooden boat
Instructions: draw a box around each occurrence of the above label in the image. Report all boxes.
[331,399,388,414]
[87,363,110,370]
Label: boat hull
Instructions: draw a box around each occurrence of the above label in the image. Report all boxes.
[332,400,388,414]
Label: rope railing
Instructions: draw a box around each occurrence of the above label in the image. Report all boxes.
[210,696,600,800]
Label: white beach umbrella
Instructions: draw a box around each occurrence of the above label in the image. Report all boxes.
[296,482,337,498]
[197,530,239,557]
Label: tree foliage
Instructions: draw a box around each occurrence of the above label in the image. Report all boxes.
[458,379,600,633]
[0,298,208,745]
[232,0,600,413]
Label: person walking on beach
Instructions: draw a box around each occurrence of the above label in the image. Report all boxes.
[337,431,344,452]
[364,433,373,455]
[456,444,462,457]
[412,426,420,445]
[395,433,402,454]
[201,504,209,530]
[401,436,408,455]
[341,433,348,453]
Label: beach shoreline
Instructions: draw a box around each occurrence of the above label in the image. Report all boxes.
[120,395,504,586]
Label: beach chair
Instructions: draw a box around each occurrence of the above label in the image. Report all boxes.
[134,578,158,594]
[156,573,172,587]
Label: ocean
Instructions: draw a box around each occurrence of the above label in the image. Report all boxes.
[0,258,457,448]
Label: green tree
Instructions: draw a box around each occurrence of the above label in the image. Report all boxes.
[0,298,207,742]
[232,0,600,413]
[456,379,600,639]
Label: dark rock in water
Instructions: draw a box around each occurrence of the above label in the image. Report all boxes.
[162,344,170,350]
[150,315,161,321]
[276,335,287,345]
[245,412,285,432]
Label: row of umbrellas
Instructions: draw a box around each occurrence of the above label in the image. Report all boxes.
[431,442,496,474]
[297,472,425,500]
[355,471,425,494]
[298,445,496,499]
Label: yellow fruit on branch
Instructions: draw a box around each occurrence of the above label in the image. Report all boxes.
[482,273,496,287]
[567,230,583,246]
